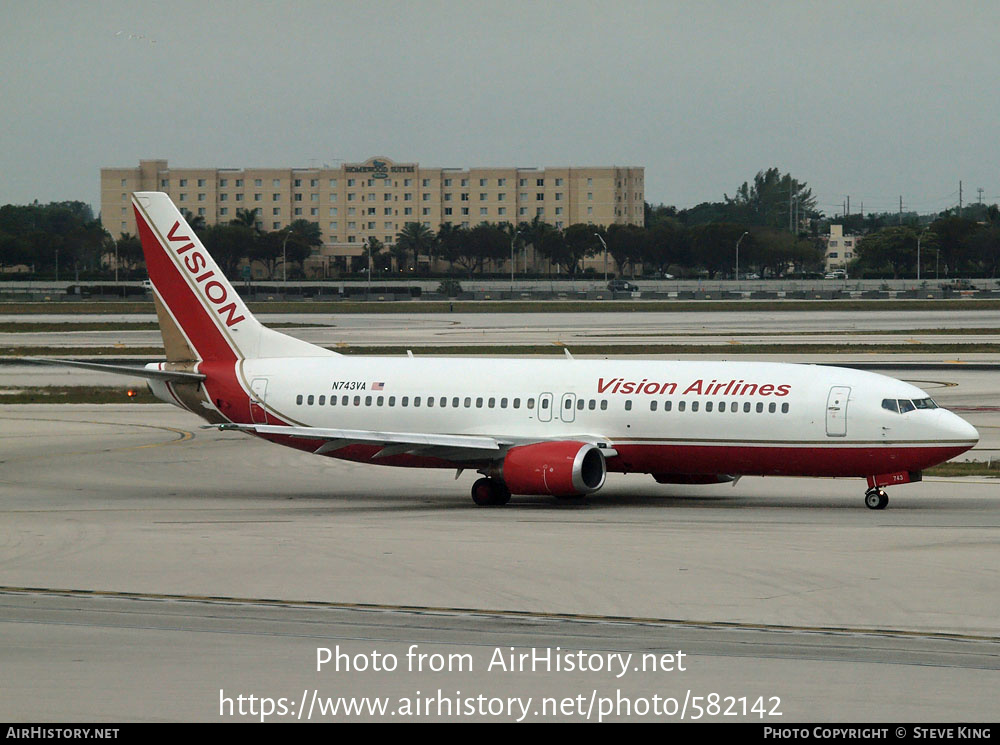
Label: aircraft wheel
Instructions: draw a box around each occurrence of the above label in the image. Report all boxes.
[864,488,888,510]
[471,478,509,506]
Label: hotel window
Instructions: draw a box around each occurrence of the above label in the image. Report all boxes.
[479,193,487,200]
[444,178,452,186]
[444,207,453,216]
[272,193,280,201]
[254,193,261,201]
[294,208,302,215]
[422,193,430,201]
[536,194,544,201]
[555,178,563,186]
[220,193,228,201]
[461,207,469,215]
[160,179,168,187]
[480,208,488,215]
[198,179,205,187]
[272,208,280,215]
[403,178,412,186]
[347,193,356,201]
[422,178,430,186]
[179,179,188,186]
[444,193,452,201]
[235,179,243,187]
[498,207,506,216]
[536,178,544,187]
[404,207,413,215]
[254,179,262,186]
[498,178,506,186]
[272,179,280,187]
[294,179,302,187]
[497,193,506,201]
[347,179,356,187]
[272,222,280,229]
[329,179,338,187]
[329,221,338,230]
[461,178,469,186]
[179,193,186,201]
[329,207,338,216]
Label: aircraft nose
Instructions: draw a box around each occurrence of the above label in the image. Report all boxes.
[941,409,979,445]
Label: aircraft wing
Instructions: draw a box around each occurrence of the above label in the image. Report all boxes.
[23,357,205,382]
[211,422,615,462]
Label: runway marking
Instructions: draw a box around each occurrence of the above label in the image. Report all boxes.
[1,585,997,643]
[0,415,194,462]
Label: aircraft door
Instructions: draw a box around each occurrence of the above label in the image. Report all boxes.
[825,386,850,437]
[249,377,269,424]
[537,392,553,422]
[560,393,577,423]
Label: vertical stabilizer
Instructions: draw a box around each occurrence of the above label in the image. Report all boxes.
[132,192,336,362]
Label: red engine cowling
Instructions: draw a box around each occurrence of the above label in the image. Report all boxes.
[492,441,607,496]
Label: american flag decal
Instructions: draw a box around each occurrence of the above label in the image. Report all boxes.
[372,381,385,391]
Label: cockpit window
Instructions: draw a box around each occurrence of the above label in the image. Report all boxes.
[883,397,938,414]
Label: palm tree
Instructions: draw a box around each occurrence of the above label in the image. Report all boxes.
[231,208,259,231]
[394,222,437,273]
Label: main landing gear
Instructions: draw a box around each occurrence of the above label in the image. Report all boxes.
[471,477,511,507]
[864,487,889,510]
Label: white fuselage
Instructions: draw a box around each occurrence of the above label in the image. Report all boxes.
[223,356,977,477]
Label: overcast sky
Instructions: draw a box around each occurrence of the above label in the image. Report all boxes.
[3,0,998,218]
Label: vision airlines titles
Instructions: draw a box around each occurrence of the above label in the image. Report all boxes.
[597,377,792,397]
[488,648,687,678]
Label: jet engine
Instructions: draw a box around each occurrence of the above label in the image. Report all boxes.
[490,441,607,496]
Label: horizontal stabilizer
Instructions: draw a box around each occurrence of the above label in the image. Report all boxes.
[23,357,205,383]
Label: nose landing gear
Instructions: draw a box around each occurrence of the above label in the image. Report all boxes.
[864,487,889,510]
[471,477,511,506]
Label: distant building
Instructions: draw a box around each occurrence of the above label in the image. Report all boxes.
[101,158,644,275]
[824,224,856,272]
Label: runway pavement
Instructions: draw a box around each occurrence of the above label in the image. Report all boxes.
[1,403,998,721]
[3,308,1000,348]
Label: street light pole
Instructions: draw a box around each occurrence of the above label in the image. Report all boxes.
[595,233,608,284]
[917,226,930,283]
[281,226,294,286]
[510,230,521,293]
[736,231,749,285]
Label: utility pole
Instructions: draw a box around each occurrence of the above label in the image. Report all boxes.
[959,180,963,217]
[846,195,850,217]
[978,187,985,206]
[899,196,903,225]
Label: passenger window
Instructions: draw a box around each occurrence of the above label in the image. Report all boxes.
[307,395,314,405]
[664,400,671,411]
[353,395,360,406]
[576,399,584,410]
[501,398,508,409]
[464,397,471,407]
[882,399,899,413]
[427,397,434,407]
[341,396,348,406]
[625,400,632,411]
[768,402,776,413]
[600,400,607,410]
[318,395,325,405]
[743,402,751,413]
[898,399,915,414]
[781,403,789,413]
[564,399,571,410]
[453,397,460,408]
[718,401,725,412]
[513,398,520,409]
[365,395,372,406]
[377,396,384,406]
[388,396,396,406]
[678,401,686,412]
[650,401,657,411]
[414,396,421,407]
[706,401,713,412]
[296,395,303,405]
[330,396,337,406]
[476,397,484,408]
[489,397,496,408]
[540,399,548,409]
[588,399,595,410]
[527,399,534,410]
[756,402,764,413]
[402,396,409,406]
[440,397,447,407]
[691,401,699,412]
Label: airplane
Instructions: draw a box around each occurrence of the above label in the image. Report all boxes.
[38,192,979,510]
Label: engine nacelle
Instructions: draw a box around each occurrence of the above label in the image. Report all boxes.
[491,441,607,496]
